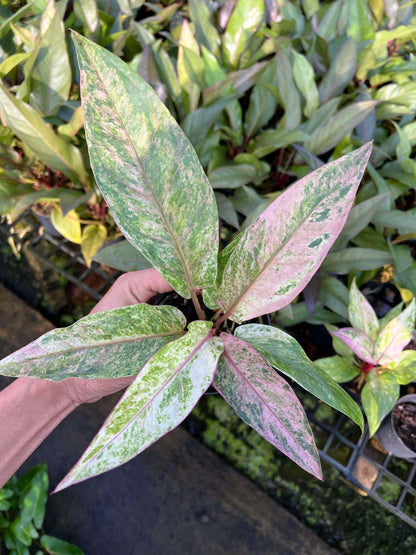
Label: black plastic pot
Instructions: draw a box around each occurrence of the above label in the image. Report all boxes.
[377,394,416,459]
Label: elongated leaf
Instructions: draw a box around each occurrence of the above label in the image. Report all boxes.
[319,38,357,104]
[374,299,415,364]
[235,324,364,430]
[54,321,223,491]
[362,370,399,436]
[215,143,372,322]
[0,84,87,184]
[332,328,376,364]
[30,9,71,116]
[349,278,379,341]
[214,333,322,478]
[275,49,301,130]
[250,128,310,159]
[40,535,83,555]
[292,50,319,118]
[189,0,220,55]
[74,0,98,34]
[177,20,201,113]
[72,33,219,298]
[390,350,416,385]
[316,355,359,384]
[0,304,186,381]
[223,0,264,68]
[322,247,393,274]
[92,240,151,272]
[244,57,278,137]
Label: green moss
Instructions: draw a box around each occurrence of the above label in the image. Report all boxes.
[187,396,416,554]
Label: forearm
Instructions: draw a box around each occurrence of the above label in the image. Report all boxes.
[0,377,76,487]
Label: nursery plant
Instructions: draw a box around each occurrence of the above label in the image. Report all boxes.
[0,34,371,491]
[0,463,83,554]
[317,279,416,436]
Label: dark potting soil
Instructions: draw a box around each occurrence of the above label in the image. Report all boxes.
[393,402,416,452]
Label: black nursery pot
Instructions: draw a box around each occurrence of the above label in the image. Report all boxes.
[377,394,416,459]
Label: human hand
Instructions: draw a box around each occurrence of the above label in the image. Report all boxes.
[62,268,172,406]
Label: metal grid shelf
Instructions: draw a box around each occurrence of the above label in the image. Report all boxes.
[1,212,416,529]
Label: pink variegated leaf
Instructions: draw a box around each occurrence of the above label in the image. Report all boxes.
[215,143,372,322]
[374,299,416,365]
[331,328,376,364]
[348,278,379,341]
[214,333,322,479]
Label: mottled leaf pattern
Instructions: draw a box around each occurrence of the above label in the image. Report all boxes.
[72,33,219,298]
[390,350,416,385]
[331,328,376,364]
[54,321,223,491]
[348,278,379,341]
[0,304,186,381]
[374,299,415,364]
[215,143,372,322]
[362,370,399,436]
[235,324,363,430]
[214,333,322,479]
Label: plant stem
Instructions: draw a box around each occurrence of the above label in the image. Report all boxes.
[191,289,206,321]
[211,308,223,321]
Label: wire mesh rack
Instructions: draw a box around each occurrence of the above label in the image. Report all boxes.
[1,211,416,529]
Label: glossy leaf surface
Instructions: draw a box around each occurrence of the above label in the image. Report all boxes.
[374,299,416,364]
[54,321,223,491]
[348,278,379,341]
[73,33,219,298]
[235,324,363,430]
[214,334,322,479]
[331,327,376,364]
[0,304,186,381]
[216,143,372,322]
[362,370,399,436]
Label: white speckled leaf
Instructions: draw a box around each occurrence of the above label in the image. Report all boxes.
[348,278,379,341]
[374,299,415,365]
[214,333,322,479]
[331,327,376,364]
[72,33,219,298]
[216,143,372,322]
[362,370,399,436]
[54,321,223,491]
[0,304,186,381]
[234,324,364,431]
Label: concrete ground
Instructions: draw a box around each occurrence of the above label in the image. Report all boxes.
[0,283,336,554]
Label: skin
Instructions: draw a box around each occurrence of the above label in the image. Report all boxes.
[0,268,172,488]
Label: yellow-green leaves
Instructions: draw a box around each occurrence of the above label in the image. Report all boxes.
[348,278,379,341]
[55,321,223,491]
[81,224,107,266]
[374,298,416,364]
[50,207,81,244]
[214,143,372,323]
[72,33,219,298]
[223,0,264,68]
[362,370,399,436]
[0,304,187,381]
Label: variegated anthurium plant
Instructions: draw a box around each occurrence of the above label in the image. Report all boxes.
[317,280,416,437]
[0,34,371,491]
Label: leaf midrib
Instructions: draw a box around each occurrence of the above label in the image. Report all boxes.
[7,331,184,365]
[83,332,212,466]
[219,348,316,463]
[81,46,197,296]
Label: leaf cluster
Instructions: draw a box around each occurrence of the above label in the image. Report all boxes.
[0,463,83,554]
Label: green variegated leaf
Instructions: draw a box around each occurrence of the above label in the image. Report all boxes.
[54,321,223,491]
[326,324,355,358]
[332,327,376,364]
[215,143,372,323]
[390,350,416,385]
[349,278,379,341]
[374,299,416,364]
[222,0,264,68]
[362,370,399,436]
[72,33,219,298]
[235,324,363,430]
[0,304,186,381]
[316,355,359,384]
[214,333,322,478]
